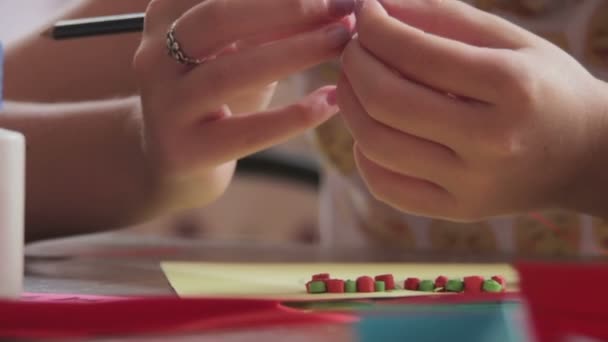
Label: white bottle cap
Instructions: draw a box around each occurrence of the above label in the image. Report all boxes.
[0,128,25,299]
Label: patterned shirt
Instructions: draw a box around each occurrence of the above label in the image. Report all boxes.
[306,0,608,256]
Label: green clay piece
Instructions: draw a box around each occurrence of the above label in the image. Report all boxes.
[345,279,357,293]
[419,280,435,292]
[375,281,386,292]
[482,279,503,293]
[309,280,327,294]
[446,279,464,292]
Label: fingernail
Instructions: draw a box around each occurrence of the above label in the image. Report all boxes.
[326,88,338,106]
[326,24,352,47]
[328,0,356,18]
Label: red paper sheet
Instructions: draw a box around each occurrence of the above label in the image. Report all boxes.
[0,297,356,339]
[516,261,608,342]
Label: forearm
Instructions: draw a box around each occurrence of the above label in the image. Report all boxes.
[0,98,159,241]
[4,0,151,102]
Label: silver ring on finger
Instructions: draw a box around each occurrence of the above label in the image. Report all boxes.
[166,20,206,66]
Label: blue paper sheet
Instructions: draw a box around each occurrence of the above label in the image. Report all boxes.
[356,302,531,342]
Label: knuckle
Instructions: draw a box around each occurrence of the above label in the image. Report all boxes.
[336,73,350,98]
[356,160,389,203]
[355,6,380,43]
[200,64,231,99]
[493,52,538,106]
[339,105,377,149]
[366,179,388,204]
[290,0,321,20]
[483,127,524,158]
[145,0,166,18]
[336,83,351,111]
[297,0,313,16]
[354,122,383,154]
[425,0,447,10]
[400,0,444,34]
[132,46,155,78]
[470,114,522,158]
[142,0,173,31]
[287,102,320,126]
[363,85,391,121]
[353,132,376,159]
[341,40,360,72]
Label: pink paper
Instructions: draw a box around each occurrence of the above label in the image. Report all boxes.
[21,292,133,303]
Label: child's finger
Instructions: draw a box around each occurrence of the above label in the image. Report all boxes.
[337,74,464,188]
[142,0,203,32]
[354,0,518,102]
[177,22,352,117]
[377,0,533,48]
[172,0,355,60]
[341,39,494,148]
[353,145,457,219]
[237,14,356,52]
[187,86,339,167]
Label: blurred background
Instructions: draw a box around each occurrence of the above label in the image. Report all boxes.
[0,0,325,245]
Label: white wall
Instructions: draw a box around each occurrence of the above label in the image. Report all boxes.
[0,1,76,43]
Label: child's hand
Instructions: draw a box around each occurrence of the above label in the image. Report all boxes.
[134,0,354,207]
[338,0,608,220]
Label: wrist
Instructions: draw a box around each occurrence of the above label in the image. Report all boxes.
[558,78,608,219]
[129,102,236,220]
[119,101,167,221]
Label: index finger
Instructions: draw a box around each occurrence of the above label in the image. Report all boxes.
[354,0,519,102]
[378,0,533,49]
[174,0,355,59]
[185,86,340,168]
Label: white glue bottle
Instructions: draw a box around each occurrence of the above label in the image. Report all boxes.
[0,42,25,299]
[0,128,25,299]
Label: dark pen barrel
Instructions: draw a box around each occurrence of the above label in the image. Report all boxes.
[49,13,144,39]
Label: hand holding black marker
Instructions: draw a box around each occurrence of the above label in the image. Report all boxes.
[41,0,355,224]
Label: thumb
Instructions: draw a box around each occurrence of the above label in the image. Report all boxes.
[362,0,532,49]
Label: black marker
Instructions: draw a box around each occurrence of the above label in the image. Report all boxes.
[44,13,144,39]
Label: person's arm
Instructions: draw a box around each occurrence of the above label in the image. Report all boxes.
[4,0,152,102]
[3,97,259,242]
[1,99,159,242]
[564,79,608,219]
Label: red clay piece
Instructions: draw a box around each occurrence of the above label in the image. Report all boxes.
[492,275,506,291]
[404,277,421,291]
[375,274,395,290]
[305,281,313,293]
[312,273,330,281]
[312,273,329,280]
[357,276,375,292]
[464,276,485,293]
[326,279,345,293]
[435,275,448,291]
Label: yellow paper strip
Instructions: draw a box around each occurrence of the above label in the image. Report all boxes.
[161,262,517,301]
